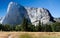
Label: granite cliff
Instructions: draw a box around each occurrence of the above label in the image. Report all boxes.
[0,2,55,26]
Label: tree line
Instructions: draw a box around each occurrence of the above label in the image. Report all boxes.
[0,17,60,32]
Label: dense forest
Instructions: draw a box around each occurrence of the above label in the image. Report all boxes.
[0,17,60,32]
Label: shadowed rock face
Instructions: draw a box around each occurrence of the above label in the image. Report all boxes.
[1,2,55,26]
[1,2,30,25]
[0,17,2,21]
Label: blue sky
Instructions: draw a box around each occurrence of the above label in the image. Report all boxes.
[0,0,60,18]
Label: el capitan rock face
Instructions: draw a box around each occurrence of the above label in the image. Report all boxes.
[1,2,55,26]
[1,2,30,25]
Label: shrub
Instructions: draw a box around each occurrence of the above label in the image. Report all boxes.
[3,24,11,31]
[15,25,21,31]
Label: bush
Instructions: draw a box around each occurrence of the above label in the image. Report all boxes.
[15,25,21,31]
[3,24,11,31]
[28,24,35,32]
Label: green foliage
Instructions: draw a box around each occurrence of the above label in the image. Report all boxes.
[51,22,60,32]
[0,24,4,31]
[15,25,21,31]
[21,17,29,31]
[3,24,11,31]
[0,18,60,32]
[35,21,42,31]
[28,24,35,32]
[41,24,52,32]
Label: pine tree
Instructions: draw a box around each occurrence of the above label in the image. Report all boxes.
[0,24,4,31]
[38,21,42,31]
[4,24,11,31]
[21,17,29,31]
[35,20,42,31]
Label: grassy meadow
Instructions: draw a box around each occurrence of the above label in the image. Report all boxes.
[0,32,60,38]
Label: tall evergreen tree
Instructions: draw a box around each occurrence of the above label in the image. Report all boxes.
[35,21,42,31]
[21,17,29,31]
[4,24,11,31]
[0,24,4,31]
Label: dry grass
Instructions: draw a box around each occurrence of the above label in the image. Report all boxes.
[0,32,60,38]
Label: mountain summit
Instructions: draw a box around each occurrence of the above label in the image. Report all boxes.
[0,2,55,26]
